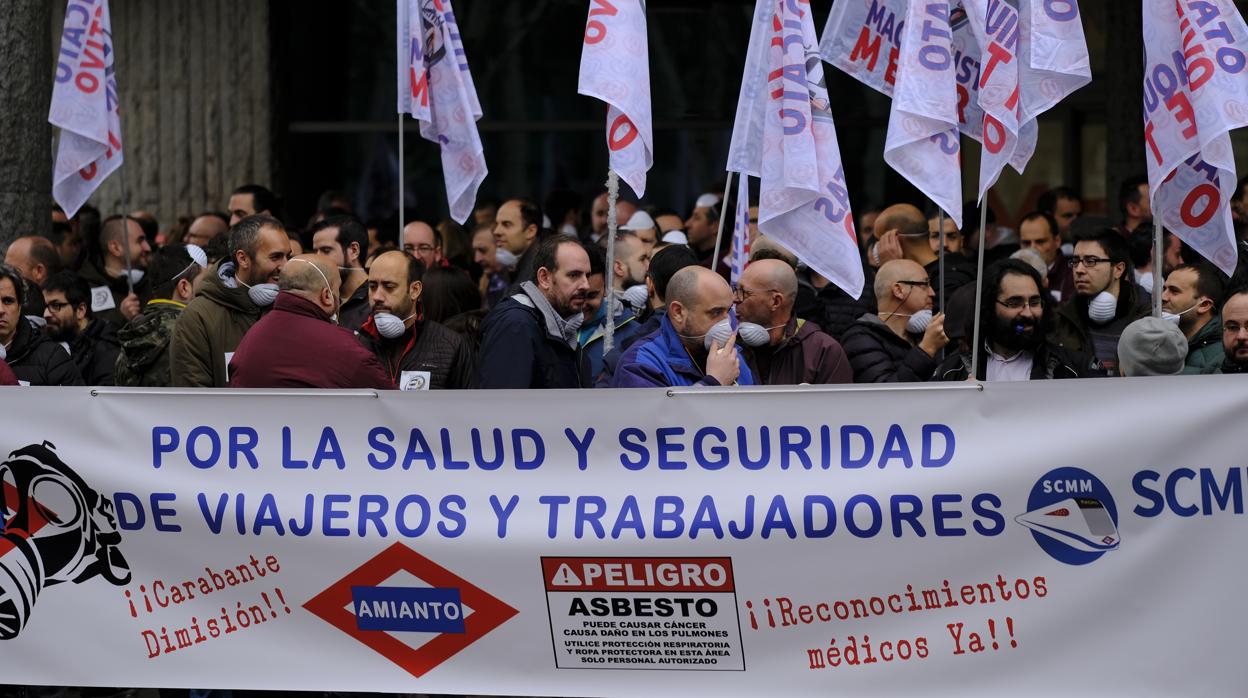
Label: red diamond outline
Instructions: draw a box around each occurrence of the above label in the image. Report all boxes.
[303,542,518,679]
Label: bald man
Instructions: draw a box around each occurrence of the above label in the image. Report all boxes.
[228,254,390,389]
[734,259,851,385]
[5,235,63,318]
[840,259,947,382]
[870,203,976,311]
[613,266,753,387]
[402,220,445,271]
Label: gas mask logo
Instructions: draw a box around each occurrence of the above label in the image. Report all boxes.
[0,442,130,639]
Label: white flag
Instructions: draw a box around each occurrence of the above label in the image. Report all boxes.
[577,0,654,198]
[397,0,487,224]
[1019,0,1091,121]
[964,0,1032,200]
[822,1,987,147]
[884,0,964,228]
[1141,0,1248,275]
[730,175,751,286]
[728,0,864,299]
[49,0,122,219]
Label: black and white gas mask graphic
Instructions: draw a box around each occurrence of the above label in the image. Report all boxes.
[0,442,130,639]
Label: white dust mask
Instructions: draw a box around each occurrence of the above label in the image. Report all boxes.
[620,284,649,309]
[495,247,519,269]
[905,309,933,334]
[1087,291,1117,324]
[374,312,417,339]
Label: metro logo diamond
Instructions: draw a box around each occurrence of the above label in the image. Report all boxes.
[304,543,517,678]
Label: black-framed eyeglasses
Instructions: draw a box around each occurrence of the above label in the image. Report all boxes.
[1067,256,1111,268]
[44,300,76,312]
[897,279,932,289]
[996,295,1044,310]
[732,285,779,303]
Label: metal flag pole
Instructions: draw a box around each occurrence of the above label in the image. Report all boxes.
[710,171,735,274]
[116,150,135,297]
[604,169,620,355]
[398,113,405,241]
[938,208,946,312]
[1152,219,1163,317]
[969,199,988,379]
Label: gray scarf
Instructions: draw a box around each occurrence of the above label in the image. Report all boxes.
[516,281,584,348]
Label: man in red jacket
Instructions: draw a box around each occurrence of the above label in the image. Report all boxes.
[228,254,391,389]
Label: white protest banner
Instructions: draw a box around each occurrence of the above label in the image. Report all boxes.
[397,0,487,224]
[1,379,1247,694]
[1142,0,1248,275]
[884,0,964,228]
[49,0,123,219]
[821,0,987,141]
[729,174,751,285]
[578,0,654,198]
[728,0,864,299]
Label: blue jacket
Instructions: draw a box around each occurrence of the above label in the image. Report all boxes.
[611,314,754,388]
[582,307,646,382]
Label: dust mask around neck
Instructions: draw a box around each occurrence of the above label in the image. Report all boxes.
[1087,291,1117,324]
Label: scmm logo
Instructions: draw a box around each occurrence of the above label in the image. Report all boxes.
[351,586,465,633]
[1016,467,1120,566]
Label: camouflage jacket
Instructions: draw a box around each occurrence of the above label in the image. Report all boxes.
[115,299,185,387]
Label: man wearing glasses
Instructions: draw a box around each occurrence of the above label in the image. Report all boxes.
[1051,228,1150,376]
[937,260,1085,381]
[1219,290,1248,374]
[842,259,947,383]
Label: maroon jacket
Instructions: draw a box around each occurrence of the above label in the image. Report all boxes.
[745,317,853,386]
[228,292,393,389]
[0,358,17,386]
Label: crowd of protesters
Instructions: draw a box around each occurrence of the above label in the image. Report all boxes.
[2,174,1248,391]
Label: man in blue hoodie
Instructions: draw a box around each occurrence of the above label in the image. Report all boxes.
[613,266,752,388]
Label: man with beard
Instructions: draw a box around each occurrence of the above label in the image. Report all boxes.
[41,271,121,386]
[734,259,852,385]
[356,251,475,390]
[1219,289,1248,374]
[309,215,371,330]
[0,265,79,385]
[171,214,290,387]
[1051,228,1150,376]
[613,266,751,387]
[937,260,1086,381]
[479,234,592,388]
[580,237,648,380]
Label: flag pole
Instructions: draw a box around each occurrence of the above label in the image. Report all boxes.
[969,199,988,379]
[604,169,620,355]
[1152,219,1163,317]
[398,113,405,241]
[937,208,946,312]
[710,171,735,274]
[116,126,134,297]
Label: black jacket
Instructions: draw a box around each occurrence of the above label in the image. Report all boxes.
[69,318,121,386]
[925,253,978,313]
[795,271,875,341]
[4,318,83,386]
[357,316,476,390]
[841,314,938,383]
[478,294,589,389]
[936,342,1088,381]
[78,257,150,328]
[1051,282,1151,376]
